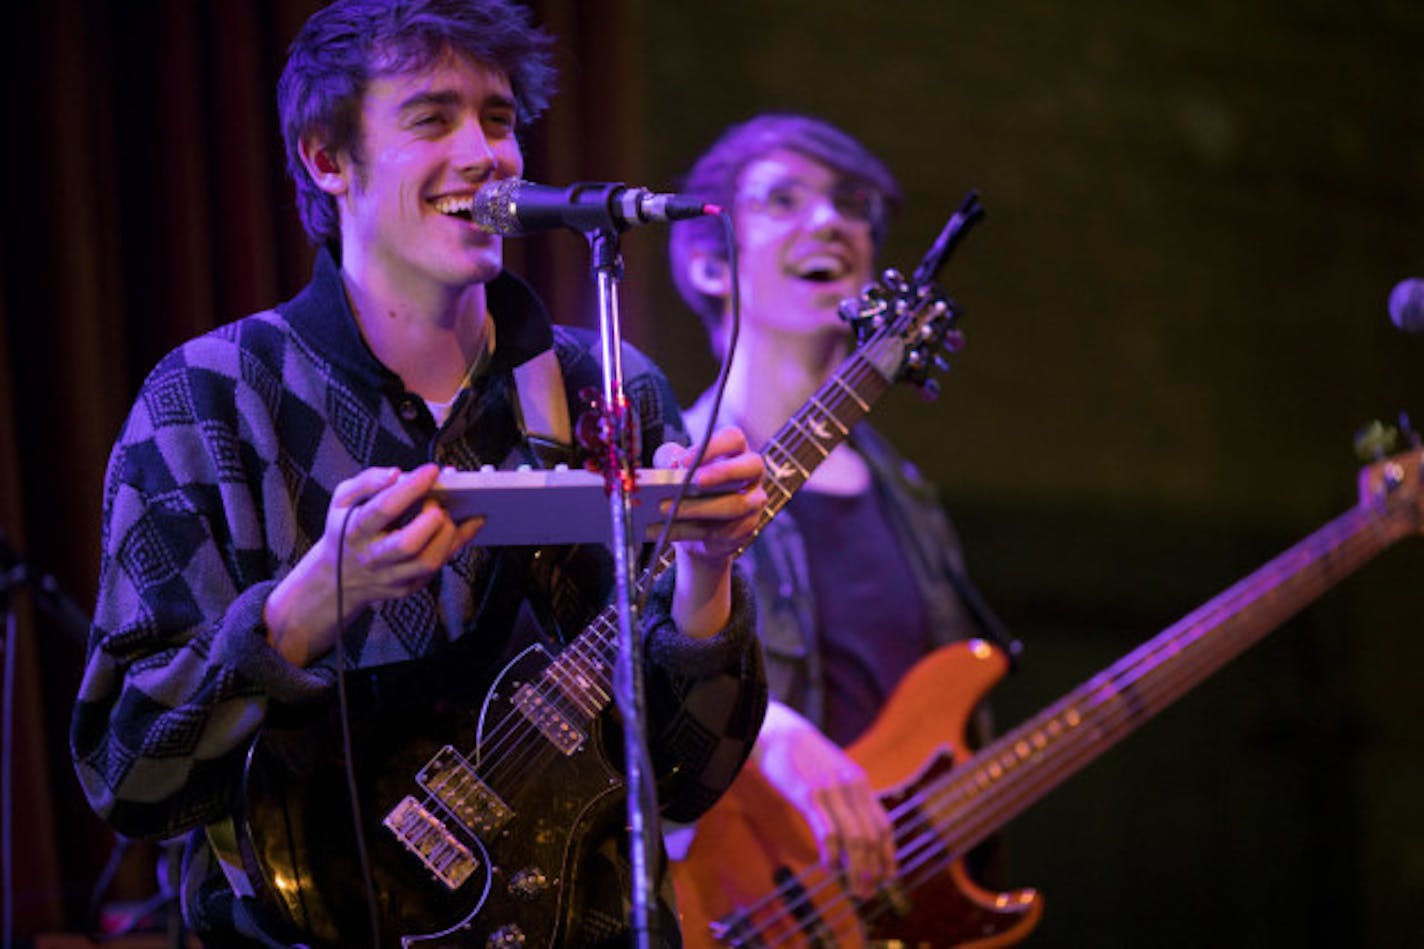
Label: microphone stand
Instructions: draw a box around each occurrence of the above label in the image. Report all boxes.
[586,224,661,948]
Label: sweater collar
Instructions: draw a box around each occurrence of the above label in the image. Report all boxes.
[279,245,557,389]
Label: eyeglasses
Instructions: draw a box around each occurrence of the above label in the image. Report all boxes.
[737,178,883,225]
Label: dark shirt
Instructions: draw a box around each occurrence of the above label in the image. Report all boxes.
[787,488,931,745]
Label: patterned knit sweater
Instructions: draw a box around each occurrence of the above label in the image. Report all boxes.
[71,248,765,946]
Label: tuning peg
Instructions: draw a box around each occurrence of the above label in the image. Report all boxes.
[1353,419,1399,462]
[879,268,909,296]
[1399,411,1421,449]
[933,354,952,373]
[919,377,942,401]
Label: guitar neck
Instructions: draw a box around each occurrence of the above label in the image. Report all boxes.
[927,496,1419,855]
[755,344,898,522]
[551,337,902,712]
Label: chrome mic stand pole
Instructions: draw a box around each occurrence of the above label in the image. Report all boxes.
[587,225,661,948]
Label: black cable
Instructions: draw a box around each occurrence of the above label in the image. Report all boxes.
[334,504,381,949]
[84,834,132,936]
[640,210,742,601]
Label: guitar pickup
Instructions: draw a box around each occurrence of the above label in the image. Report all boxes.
[512,683,586,755]
[383,796,479,891]
[417,746,516,837]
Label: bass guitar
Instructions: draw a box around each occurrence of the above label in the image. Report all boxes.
[673,440,1424,947]
[235,196,987,947]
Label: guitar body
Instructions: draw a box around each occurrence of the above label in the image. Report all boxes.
[673,640,1042,948]
[239,642,623,947]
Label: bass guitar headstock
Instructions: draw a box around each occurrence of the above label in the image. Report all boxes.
[836,190,983,400]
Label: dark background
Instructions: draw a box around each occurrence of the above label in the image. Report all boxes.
[2,2,1421,946]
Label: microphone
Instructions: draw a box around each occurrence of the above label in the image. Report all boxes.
[1388,278,1424,334]
[470,179,720,236]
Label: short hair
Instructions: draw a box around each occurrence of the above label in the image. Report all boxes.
[668,114,902,335]
[278,0,556,245]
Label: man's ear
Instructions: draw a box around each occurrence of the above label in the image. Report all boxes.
[297,135,350,197]
[688,253,731,300]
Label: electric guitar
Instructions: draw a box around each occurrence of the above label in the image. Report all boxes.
[235,196,987,947]
[672,441,1424,947]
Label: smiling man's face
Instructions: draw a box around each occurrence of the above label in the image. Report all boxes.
[336,50,524,296]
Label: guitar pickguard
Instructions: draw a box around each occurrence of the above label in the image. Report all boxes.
[241,643,626,948]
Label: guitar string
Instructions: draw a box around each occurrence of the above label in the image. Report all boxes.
[404,353,890,840]
[730,506,1401,945]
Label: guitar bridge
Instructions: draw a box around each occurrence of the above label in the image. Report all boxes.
[417,746,515,836]
[382,796,479,890]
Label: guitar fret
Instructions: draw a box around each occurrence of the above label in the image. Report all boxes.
[763,471,794,508]
[547,660,603,719]
[763,440,810,483]
[786,415,831,459]
[827,368,871,414]
[588,614,619,667]
[571,647,612,701]
[554,644,609,700]
[513,682,586,755]
[807,395,850,436]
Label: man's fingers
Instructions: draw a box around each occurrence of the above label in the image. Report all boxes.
[331,466,400,509]
[689,451,764,492]
[361,464,441,529]
[662,486,767,525]
[806,783,897,899]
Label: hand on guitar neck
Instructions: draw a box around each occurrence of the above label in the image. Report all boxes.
[753,699,897,899]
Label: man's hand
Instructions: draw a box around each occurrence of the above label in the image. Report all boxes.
[265,463,484,667]
[755,700,897,899]
[652,426,767,639]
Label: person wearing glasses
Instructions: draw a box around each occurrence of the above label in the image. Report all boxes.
[667,114,1011,902]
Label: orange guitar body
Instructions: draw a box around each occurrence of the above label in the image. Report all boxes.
[672,640,1043,948]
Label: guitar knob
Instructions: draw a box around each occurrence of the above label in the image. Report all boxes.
[486,923,527,947]
[507,866,550,898]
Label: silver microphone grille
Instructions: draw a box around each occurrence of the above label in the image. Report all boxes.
[470,178,525,235]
